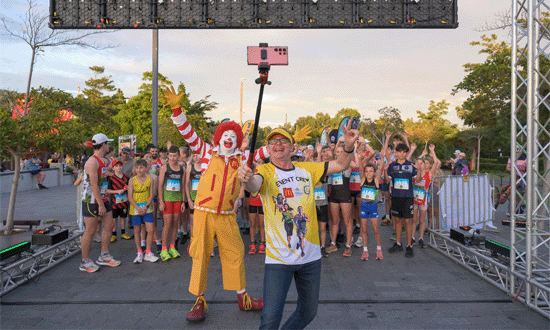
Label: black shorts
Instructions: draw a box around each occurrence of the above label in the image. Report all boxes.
[284,222,293,236]
[390,197,414,219]
[316,205,329,223]
[328,197,352,204]
[30,169,41,176]
[112,207,128,219]
[350,190,361,198]
[82,201,112,218]
[379,183,389,192]
[249,205,264,215]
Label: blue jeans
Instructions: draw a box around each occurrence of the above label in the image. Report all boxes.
[259,259,321,330]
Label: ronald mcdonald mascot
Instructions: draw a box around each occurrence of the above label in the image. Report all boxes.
[164,85,263,322]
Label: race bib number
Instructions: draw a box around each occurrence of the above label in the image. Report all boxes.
[350,171,360,184]
[361,187,377,203]
[115,192,128,204]
[413,187,426,202]
[191,179,200,191]
[100,181,108,195]
[137,202,151,213]
[330,173,343,185]
[166,179,181,192]
[394,178,409,190]
[314,188,326,201]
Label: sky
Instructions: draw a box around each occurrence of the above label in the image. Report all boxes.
[0,0,512,129]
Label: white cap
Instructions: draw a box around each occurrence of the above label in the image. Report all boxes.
[454,149,461,154]
[295,150,304,157]
[92,133,113,146]
[307,145,314,150]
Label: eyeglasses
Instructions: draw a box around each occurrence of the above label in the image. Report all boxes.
[268,138,291,145]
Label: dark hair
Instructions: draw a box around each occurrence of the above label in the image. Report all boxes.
[168,146,179,154]
[395,143,409,153]
[93,143,105,150]
[145,143,157,152]
[393,134,404,142]
[135,159,148,168]
[365,163,378,172]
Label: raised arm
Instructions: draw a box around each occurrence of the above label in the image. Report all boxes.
[327,120,360,176]
[164,85,211,158]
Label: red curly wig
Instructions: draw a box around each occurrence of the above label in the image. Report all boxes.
[213,121,243,149]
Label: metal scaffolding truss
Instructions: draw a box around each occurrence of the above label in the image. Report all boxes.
[0,234,82,297]
[428,230,550,318]
[511,0,550,318]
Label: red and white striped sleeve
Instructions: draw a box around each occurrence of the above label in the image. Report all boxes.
[171,108,211,158]
[255,146,269,162]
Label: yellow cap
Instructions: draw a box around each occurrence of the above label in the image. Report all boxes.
[266,128,294,144]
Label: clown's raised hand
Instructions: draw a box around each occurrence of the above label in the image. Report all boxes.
[293,125,312,143]
[163,85,185,111]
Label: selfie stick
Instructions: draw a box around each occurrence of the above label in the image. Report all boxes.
[247,49,272,168]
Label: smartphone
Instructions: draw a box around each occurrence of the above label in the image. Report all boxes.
[247,45,288,65]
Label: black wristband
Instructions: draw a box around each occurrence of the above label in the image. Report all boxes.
[344,147,354,154]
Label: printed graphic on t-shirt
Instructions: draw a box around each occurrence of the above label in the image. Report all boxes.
[257,162,324,265]
[394,178,409,190]
[314,188,326,201]
[166,179,181,191]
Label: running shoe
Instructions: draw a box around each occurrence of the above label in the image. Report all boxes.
[79,259,99,273]
[381,218,391,226]
[97,253,121,267]
[325,245,338,253]
[160,249,171,261]
[361,251,368,261]
[249,243,256,255]
[321,247,328,258]
[376,248,384,260]
[405,246,414,258]
[92,234,102,243]
[390,232,396,241]
[388,243,403,253]
[110,235,117,243]
[355,236,363,248]
[133,253,144,264]
[418,238,426,248]
[169,247,181,259]
[121,233,132,240]
[144,252,159,262]
[343,246,352,257]
[258,243,266,254]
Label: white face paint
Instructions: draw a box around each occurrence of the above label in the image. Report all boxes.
[218,130,237,156]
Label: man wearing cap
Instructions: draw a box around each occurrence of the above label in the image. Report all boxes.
[450,150,461,175]
[80,133,121,273]
[239,120,359,329]
[118,147,135,177]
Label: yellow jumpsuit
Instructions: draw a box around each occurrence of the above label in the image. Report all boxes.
[188,152,246,295]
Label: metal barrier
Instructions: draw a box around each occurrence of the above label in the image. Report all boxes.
[427,173,496,231]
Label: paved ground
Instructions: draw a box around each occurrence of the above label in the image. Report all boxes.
[1,186,549,329]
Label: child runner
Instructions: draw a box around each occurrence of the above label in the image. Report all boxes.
[358,155,385,261]
[158,146,185,261]
[413,144,440,247]
[128,159,159,263]
[385,143,417,258]
[107,159,131,242]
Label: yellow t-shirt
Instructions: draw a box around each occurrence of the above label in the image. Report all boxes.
[256,161,327,265]
[129,176,153,216]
